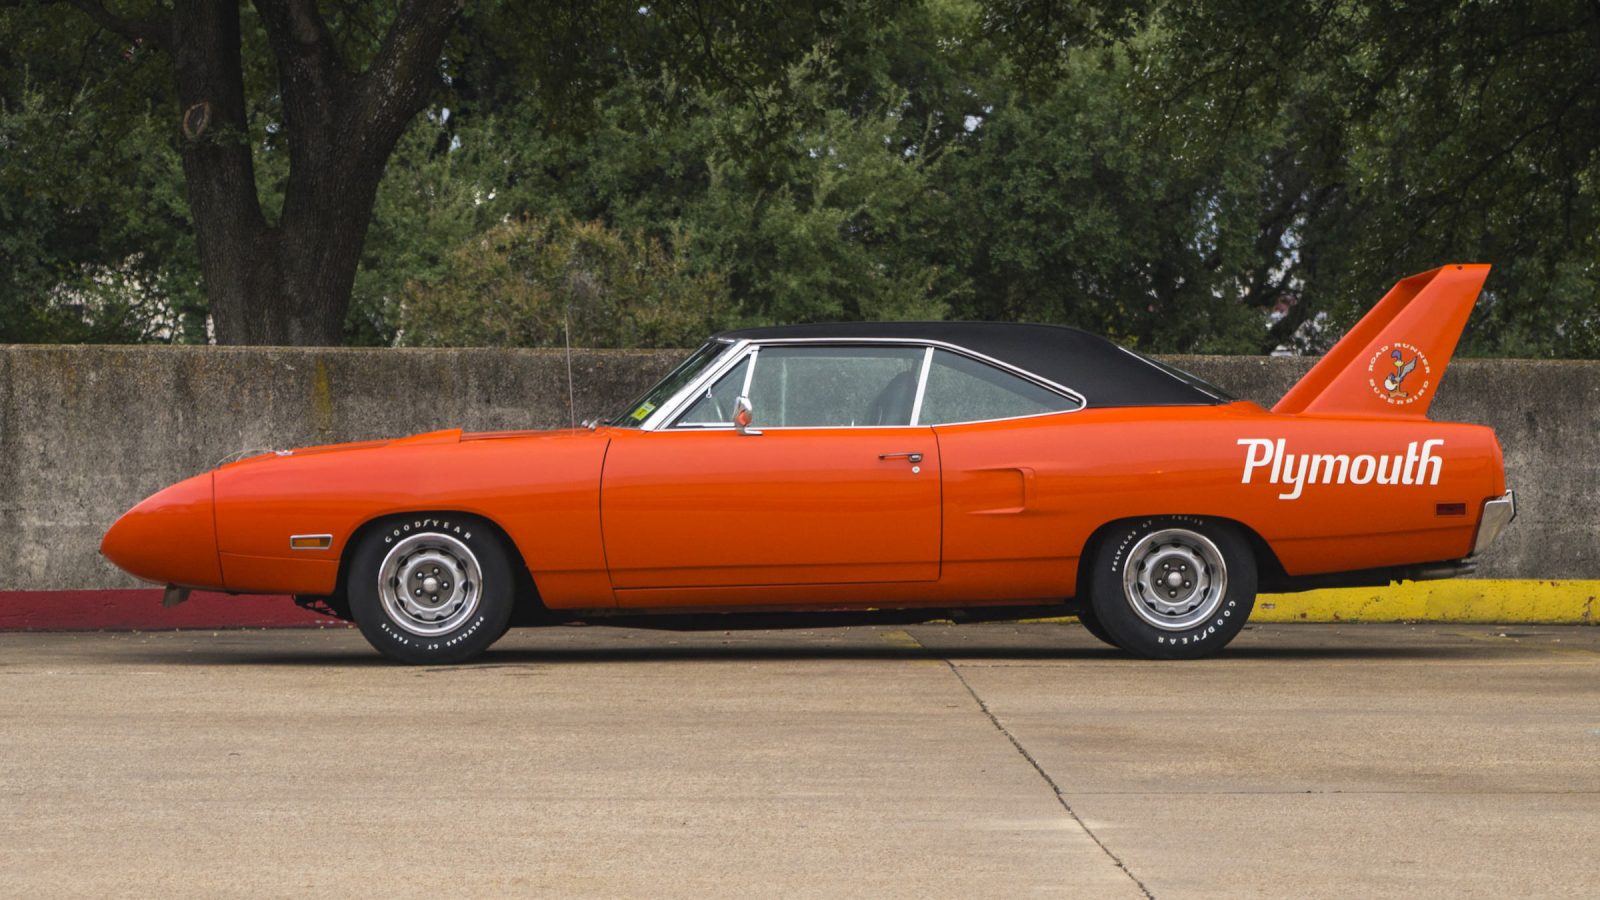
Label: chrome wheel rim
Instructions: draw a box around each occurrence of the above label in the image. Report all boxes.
[1121,528,1227,631]
[377,532,482,636]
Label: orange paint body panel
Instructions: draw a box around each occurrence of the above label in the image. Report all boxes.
[206,429,615,606]
[99,264,1510,626]
[600,427,941,594]
[99,471,222,589]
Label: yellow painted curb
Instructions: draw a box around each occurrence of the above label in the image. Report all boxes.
[1250,579,1600,624]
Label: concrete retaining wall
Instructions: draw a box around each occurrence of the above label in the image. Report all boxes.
[2,345,1594,591]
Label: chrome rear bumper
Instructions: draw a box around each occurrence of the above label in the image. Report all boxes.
[1472,490,1516,556]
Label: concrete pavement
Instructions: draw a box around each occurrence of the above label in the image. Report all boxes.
[1,623,1596,898]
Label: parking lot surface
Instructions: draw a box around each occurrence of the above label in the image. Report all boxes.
[1,622,1596,898]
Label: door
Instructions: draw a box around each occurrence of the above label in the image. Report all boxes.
[601,344,941,590]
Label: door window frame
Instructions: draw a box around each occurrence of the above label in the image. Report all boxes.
[637,337,1088,432]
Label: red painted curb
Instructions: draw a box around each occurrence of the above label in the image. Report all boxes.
[0,590,348,631]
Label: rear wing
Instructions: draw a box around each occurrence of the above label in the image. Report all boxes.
[1272,264,1490,419]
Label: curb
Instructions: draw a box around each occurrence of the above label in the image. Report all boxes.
[1250,579,1599,624]
[0,590,346,630]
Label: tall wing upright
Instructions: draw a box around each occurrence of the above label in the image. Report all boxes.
[1273,264,1490,419]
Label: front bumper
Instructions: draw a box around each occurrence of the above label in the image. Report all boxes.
[1472,490,1516,556]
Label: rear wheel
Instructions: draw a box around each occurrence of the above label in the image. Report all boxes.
[348,515,516,664]
[1089,516,1256,659]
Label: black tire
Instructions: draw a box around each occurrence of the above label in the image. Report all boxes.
[1073,605,1122,649]
[1089,516,1256,660]
[347,514,517,664]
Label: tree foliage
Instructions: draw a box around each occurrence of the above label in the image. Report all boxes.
[396,216,729,348]
[3,0,1598,356]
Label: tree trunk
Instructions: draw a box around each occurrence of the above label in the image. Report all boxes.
[165,0,458,345]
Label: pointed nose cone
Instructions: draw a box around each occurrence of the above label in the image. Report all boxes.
[101,472,223,588]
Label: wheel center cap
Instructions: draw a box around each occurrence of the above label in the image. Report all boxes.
[421,575,441,594]
[1165,571,1184,589]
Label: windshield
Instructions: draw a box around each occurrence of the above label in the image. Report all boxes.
[609,341,732,427]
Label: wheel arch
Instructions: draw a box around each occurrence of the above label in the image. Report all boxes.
[1075,514,1286,599]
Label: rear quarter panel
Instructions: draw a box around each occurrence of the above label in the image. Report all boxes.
[937,402,1503,584]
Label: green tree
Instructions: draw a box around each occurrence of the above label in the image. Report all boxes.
[1137,0,1600,356]
[0,20,204,341]
[939,41,1272,353]
[352,3,968,342]
[396,216,730,348]
[6,0,1599,356]
[2,0,886,345]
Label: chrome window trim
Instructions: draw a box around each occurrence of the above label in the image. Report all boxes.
[900,405,1086,428]
[663,344,758,430]
[912,345,1087,427]
[636,338,749,431]
[741,346,759,394]
[668,408,1076,432]
[643,336,1087,431]
[612,337,737,429]
[908,346,934,426]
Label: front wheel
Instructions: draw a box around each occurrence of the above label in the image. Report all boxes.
[347,515,517,664]
[1072,604,1121,649]
[1089,516,1256,660]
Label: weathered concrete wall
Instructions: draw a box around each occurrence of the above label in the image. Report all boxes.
[0,346,677,591]
[1,346,1593,590]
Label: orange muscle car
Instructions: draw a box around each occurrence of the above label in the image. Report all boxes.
[102,264,1514,663]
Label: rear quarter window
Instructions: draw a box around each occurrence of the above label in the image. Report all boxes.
[918,349,1080,425]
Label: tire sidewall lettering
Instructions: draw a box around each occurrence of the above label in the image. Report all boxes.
[386,519,472,545]
[352,513,513,664]
[1109,515,1208,573]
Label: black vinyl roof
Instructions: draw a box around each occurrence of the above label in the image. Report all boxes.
[714,321,1228,408]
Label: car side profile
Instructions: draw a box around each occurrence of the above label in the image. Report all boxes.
[102,264,1513,663]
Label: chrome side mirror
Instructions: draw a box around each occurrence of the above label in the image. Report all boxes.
[733,395,762,436]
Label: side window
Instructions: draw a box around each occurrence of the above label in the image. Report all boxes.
[917,349,1078,425]
[749,345,925,428]
[676,356,750,426]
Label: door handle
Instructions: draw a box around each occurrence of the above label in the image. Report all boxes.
[878,452,924,463]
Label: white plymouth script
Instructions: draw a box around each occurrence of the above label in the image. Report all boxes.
[1238,438,1444,500]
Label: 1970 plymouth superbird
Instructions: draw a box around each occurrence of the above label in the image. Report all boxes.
[102,264,1513,663]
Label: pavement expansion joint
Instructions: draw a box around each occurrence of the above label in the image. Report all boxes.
[936,655,1156,899]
